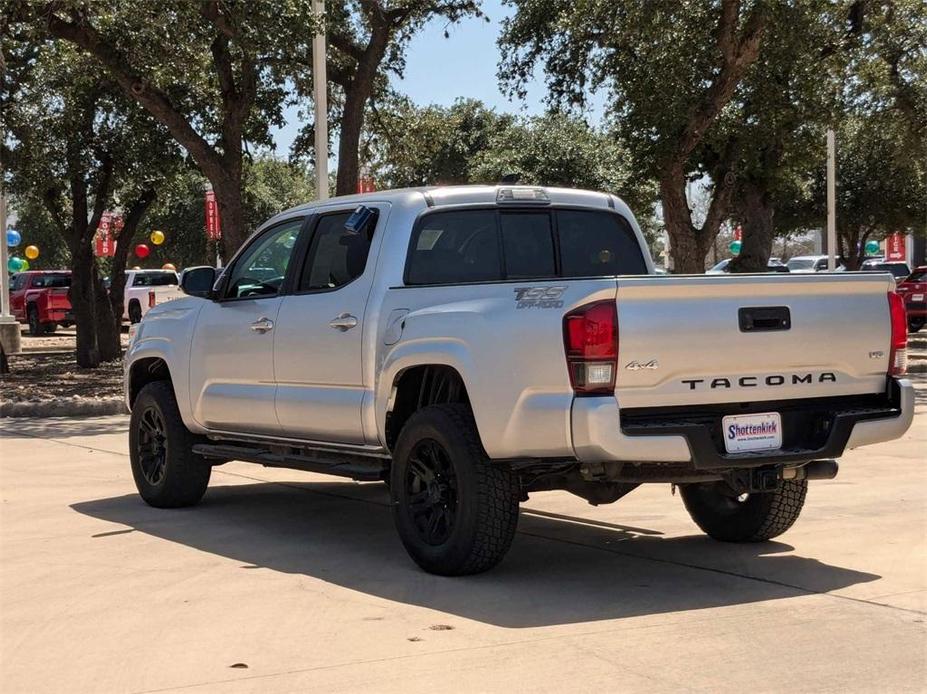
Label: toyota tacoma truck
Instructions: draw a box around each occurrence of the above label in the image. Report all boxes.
[124,186,914,575]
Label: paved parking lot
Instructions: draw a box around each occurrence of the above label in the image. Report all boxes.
[1,383,925,693]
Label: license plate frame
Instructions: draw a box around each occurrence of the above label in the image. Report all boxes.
[912,293,925,303]
[722,412,783,453]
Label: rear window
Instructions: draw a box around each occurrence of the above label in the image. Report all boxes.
[132,271,178,287]
[406,208,645,285]
[32,274,71,288]
[908,270,926,282]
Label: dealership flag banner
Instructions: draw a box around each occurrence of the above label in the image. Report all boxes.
[94,212,116,257]
[886,233,906,261]
[205,190,221,240]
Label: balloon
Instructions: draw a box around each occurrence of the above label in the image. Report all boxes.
[6,229,21,247]
[150,230,166,245]
[131,266,141,270]
[20,259,30,271]
[729,240,742,255]
[161,263,176,272]
[25,245,39,260]
[135,244,150,258]
[7,256,24,272]
[865,239,880,255]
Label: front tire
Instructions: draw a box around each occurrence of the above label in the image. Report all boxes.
[129,381,211,508]
[390,404,520,575]
[680,479,807,542]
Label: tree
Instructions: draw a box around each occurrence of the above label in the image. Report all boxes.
[366,97,512,186]
[16,0,319,256]
[3,40,183,366]
[499,0,767,273]
[724,2,847,272]
[297,1,484,195]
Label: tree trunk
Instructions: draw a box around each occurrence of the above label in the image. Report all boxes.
[94,268,122,362]
[213,172,246,260]
[729,183,774,273]
[70,241,100,368]
[336,83,366,196]
[660,176,710,273]
[108,189,157,332]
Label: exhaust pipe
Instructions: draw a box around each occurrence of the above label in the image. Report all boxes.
[801,459,839,480]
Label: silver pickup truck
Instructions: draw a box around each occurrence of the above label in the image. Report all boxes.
[124,185,914,575]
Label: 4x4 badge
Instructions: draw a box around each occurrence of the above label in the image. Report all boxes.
[626,359,659,371]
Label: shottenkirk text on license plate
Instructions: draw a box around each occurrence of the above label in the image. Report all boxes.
[912,293,925,302]
[722,412,782,453]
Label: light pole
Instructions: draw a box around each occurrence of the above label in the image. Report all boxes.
[313,0,329,201]
[826,128,837,271]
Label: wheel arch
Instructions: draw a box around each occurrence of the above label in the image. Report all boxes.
[384,363,475,451]
[128,357,173,408]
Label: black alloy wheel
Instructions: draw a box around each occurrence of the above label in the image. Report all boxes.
[405,439,459,546]
[136,405,169,485]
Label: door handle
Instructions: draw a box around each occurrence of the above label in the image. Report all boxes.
[250,317,274,333]
[329,313,358,331]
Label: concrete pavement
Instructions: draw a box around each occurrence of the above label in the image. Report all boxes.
[1,386,925,693]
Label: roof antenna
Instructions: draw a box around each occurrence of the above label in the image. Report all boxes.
[500,173,519,184]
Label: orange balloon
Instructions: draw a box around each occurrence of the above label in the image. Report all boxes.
[162,263,176,272]
[25,245,39,260]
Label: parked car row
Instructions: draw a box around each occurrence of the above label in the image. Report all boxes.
[8,268,183,335]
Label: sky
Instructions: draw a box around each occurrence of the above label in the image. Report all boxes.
[269,0,604,155]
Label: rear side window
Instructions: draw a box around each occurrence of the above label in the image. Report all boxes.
[557,210,646,276]
[406,210,500,285]
[298,212,371,291]
[406,208,646,285]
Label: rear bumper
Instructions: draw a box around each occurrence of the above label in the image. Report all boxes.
[571,379,914,469]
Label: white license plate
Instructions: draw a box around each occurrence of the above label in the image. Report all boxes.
[722,412,782,453]
[912,293,925,302]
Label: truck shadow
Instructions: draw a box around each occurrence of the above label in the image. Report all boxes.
[71,480,880,629]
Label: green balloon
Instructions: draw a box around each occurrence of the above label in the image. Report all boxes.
[7,256,25,272]
[729,240,742,255]
[865,239,880,255]
[20,259,30,271]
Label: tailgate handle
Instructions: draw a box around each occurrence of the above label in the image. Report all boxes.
[739,306,791,332]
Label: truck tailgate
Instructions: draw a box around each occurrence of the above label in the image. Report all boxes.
[614,273,896,409]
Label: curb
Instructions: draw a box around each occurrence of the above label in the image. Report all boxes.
[0,398,128,418]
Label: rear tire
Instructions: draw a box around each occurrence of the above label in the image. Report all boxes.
[680,479,807,542]
[129,381,211,508]
[27,305,44,336]
[390,404,520,575]
[43,322,58,334]
[909,318,924,333]
[128,300,142,324]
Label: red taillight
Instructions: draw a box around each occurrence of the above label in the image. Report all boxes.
[888,291,907,376]
[148,290,156,309]
[563,301,618,394]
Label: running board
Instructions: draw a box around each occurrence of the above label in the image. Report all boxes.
[192,443,387,482]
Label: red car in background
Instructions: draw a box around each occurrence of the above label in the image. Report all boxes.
[896,266,926,333]
[9,271,73,336]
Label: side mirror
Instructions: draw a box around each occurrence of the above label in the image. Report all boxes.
[180,266,218,299]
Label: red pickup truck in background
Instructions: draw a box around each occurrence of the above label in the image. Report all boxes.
[897,266,926,333]
[10,271,73,336]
